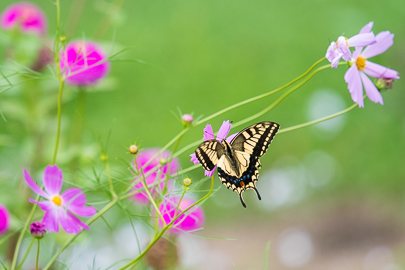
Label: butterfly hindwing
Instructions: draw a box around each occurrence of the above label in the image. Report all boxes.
[195,140,224,171]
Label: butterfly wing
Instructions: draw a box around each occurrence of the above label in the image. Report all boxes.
[194,140,225,171]
[217,121,280,207]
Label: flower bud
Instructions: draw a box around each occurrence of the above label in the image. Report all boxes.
[129,144,138,155]
[181,114,194,127]
[183,177,192,188]
[376,78,394,91]
[30,221,46,239]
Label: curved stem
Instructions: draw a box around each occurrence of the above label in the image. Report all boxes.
[119,176,215,269]
[278,103,358,134]
[195,57,326,125]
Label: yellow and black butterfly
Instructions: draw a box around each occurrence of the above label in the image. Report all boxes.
[194,121,280,208]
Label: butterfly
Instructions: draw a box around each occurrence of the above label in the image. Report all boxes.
[194,121,280,208]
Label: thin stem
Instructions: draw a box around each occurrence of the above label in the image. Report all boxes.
[43,198,118,270]
[51,79,65,164]
[233,64,330,128]
[10,199,38,270]
[15,238,34,270]
[139,172,164,224]
[195,57,325,126]
[278,103,358,134]
[119,176,215,269]
[35,240,40,270]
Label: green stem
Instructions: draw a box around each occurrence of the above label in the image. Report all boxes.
[233,64,330,128]
[35,240,40,270]
[119,176,215,269]
[51,79,65,164]
[43,198,118,270]
[278,103,358,134]
[195,57,326,125]
[10,199,38,270]
[15,238,34,270]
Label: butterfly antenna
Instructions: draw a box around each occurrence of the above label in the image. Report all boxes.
[253,187,262,200]
[239,192,247,208]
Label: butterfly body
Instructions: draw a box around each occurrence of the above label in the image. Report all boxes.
[194,121,280,207]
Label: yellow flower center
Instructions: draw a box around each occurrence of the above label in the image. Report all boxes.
[51,195,63,207]
[356,56,367,71]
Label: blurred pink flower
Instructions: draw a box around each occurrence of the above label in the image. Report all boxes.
[326,22,375,68]
[158,196,204,233]
[132,149,180,204]
[24,165,97,234]
[0,2,47,35]
[60,41,110,86]
[0,204,10,235]
[190,120,236,177]
[345,30,399,107]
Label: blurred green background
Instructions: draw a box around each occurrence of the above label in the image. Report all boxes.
[1,0,405,269]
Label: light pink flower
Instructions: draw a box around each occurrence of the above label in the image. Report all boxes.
[1,2,47,35]
[345,31,399,107]
[190,120,236,177]
[132,149,180,204]
[0,204,10,235]
[158,196,204,234]
[24,165,96,234]
[326,22,375,68]
[60,41,110,86]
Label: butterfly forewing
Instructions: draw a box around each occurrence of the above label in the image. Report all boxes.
[231,121,280,157]
[195,140,225,171]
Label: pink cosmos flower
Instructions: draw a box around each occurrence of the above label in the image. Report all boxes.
[60,41,110,86]
[326,22,375,68]
[344,30,399,107]
[0,204,10,235]
[24,165,96,234]
[190,120,236,177]
[1,2,47,35]
[132,149,180,204]
[158,196,204,234]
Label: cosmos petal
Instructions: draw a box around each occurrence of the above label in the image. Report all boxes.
[360,73,384,105]
[363,61,400,79]
[43,165,63,195]
[203,124,214,141]
[216,120,232,142]
[345,65,364,107]
[362,31,394,58]
[23,170,48,198]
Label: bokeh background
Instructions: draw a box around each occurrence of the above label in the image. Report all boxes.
[1,0,405,269]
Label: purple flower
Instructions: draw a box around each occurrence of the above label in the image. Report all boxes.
[30,221,46,239]
[0,2,47,35]
[326,22,375,68]
[158,196,204,234]
[0,204,10,235]
[344,31,399,107]
[24,165,97,234]
[190,120,236,177]
[60,41,110,86]
[132,149,180,204]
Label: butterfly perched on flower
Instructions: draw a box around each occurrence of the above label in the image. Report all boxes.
[194,121,280,207]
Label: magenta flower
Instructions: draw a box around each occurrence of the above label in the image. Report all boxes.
[190,120,236,177]
[132,149,180,204]
[158,196,204,234]
[60,41,110,86]
[0,2,47,35]
[326,22,375,68]
[24,165,96,234]
[344,30,399,107]
[0,204,10,235]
